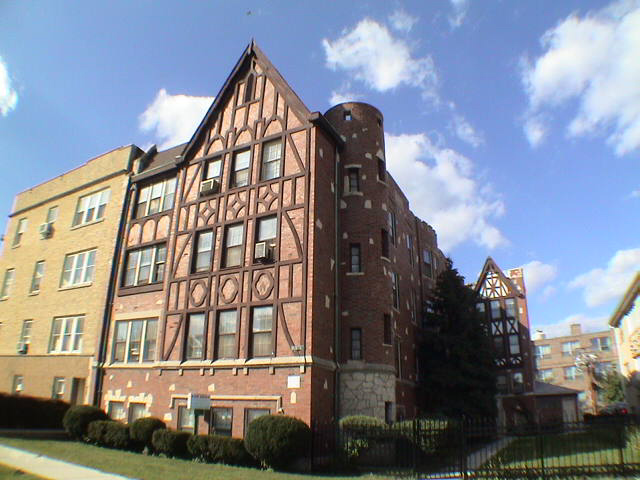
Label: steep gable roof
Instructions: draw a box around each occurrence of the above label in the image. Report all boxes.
[474,257,523,299]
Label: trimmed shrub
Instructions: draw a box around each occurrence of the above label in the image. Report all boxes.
[130,417,166,452]
[87,420,113,446]
[186,434,254,466]
[63,405,109,440]
[187,434,210,462]
[103,421,130,450]
[244,414,311,470]
[0,393,70,430]
[152,429,191,458]
[220,437,255,466]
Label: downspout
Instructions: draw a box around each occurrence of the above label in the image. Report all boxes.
[333,146,341,424]
[92,154,137,406]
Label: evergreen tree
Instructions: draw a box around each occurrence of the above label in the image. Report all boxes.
[418,258,497,418]
[600,371,627,404]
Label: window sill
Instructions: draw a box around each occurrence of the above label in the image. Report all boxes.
[343,191,363,197]
[381,256,391,263]
[118,282,164,296]
[0,297,8,302]
[48,351,83,355]
[11,244,21,249]
[70,217,105,230]
[346,272,364,276]
[28,291,40,296]
[376,178,387,186]
[132,209,173,223]
[58,282,93,292]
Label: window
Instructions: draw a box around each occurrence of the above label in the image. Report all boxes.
[231,149,250,188]
[493,337,505,356]
[112,318,157,363]
[476,302,486,316]
[381,229,390,258]
[123,244,166,287]
[496,375,507,394]
[595,362,613,377]
[391,272,399,309]
[251,306,273,357]
[411,290,417,323]
[347,168,360,192]
[193,231,214,273]
[12,375,24,394]
[216,310,237,359]
[107,401,126,421]
[490,300,501,320]
[51,377,65,400]
[244,408,269,433]
[535,344,551,359]
[512,372,524,393]
[30,261,45,293]
[508,334,520,355]
[261,140,282,181]
[423,250,433,278]
[61,249,96,288]
[49,316,84,353]
[255,216,277,261]
[537,369,554,382]
[1,268,15,298]
[12,218,28,246]
[383,314,392,345]
[350,328,362,360]
[591,336,611,352]
[562,340,580,357]
[135,178,176,218]
[129,403,147,423]
[73,189,110,226]
[564,366,583,381]
[178,405,195,432]
[19,320,32,346]
[186,313,206,360]
[46,206,59,224]
[223,224,244,267]
[388,211,396,245]
[377,156,386,181]
[211,407,233,436]
[244,74,255,103]
[505,298,517,318]
[349,244,361,273]
[407,235,413,265]
[203,157,223,189]
[343,110,352,121]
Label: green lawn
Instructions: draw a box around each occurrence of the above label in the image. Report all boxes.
[0,437,390,480]
[0,463,44,480]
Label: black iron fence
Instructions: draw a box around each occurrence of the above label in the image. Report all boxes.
[312,416,640,479]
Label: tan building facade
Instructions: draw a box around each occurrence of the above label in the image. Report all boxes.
[533,323,618,412]
[0,145,141,404]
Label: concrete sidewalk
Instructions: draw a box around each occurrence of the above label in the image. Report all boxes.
[0,444,136,480]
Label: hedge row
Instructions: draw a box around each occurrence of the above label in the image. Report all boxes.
[0,393,70,429]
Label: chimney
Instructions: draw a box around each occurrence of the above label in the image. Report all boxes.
[533,329,546,340]
[570,323,582,336]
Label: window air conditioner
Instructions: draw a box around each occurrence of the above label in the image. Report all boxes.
[200,179,220,196]
[16,342,28,355]
[38,223,53,239]
[254,241,273,263]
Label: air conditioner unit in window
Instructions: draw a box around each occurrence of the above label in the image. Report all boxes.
[254,241,273,263]
[16,342,28,355]
[200,179,220,196]
[38,222,53,239]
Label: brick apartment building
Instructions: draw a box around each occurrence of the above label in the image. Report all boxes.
[0,145,142,404]
[533,323,618,413]
[92,42,446,435]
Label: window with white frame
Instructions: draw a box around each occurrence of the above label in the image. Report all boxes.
[30,261,45,293]
[564,366,583,380]
[178,405,195,432]
[1,269,15,298]
[107,401,126,421]
[255,216,277,261]
[251,306,273,357]
[562,340,580,357]
[591,336,611,352]
[537,369,554,382]
[230,149,250,188]
[12,375,24,394]
[73,189,110,226]
[211,407,233,436]
[123,244,166,287]
[12,218,28,247]
[128,403,147,423]
[51,377,65,400]
[535,344,551,359]
[223,224,244,267]
[19,320,32,345]
[60,249,96,287]
[46,206,59,224]
[49,316,84,353]
[193,231,214,273]
[186,313,206,360]
[261,140,282,180]
[112,318,157,363]
[135,178,176,218]
[216,310,237,359]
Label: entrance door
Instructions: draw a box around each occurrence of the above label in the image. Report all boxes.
[70,377,86,405]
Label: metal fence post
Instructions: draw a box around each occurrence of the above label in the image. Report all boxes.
[537,423,546,480]
[461,418,468,480]
[618,418,626,476]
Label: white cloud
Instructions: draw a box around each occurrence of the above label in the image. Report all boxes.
[0,56,18,116]
[139,89,213,149]
[322,19,438,100]
[449,0,470,28]
[385,132,506,251]
[389,9,418,33]
[631,189,640,198]
[569,247,640,307]
[450,114,484,147]
[534,313,609,338]
[523,115,548,147]
[329,82,363,106]
[520,261,558,294]
[521,0,640,154]
[542,285,558,299]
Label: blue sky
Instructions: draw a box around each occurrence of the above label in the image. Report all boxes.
[1,0,638,337]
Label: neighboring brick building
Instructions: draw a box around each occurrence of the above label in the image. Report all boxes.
[96,41,446,435]
[0,145,142,403]
[533,323,617,413]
